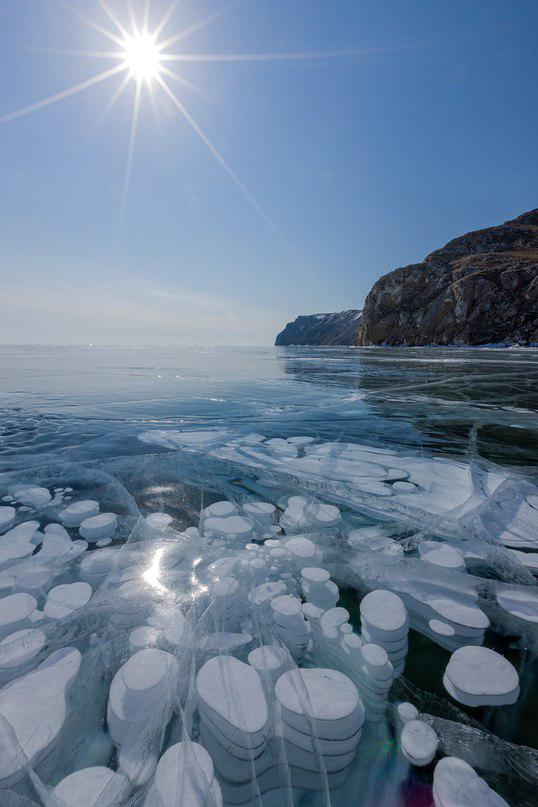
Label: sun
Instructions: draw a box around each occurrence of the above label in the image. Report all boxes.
[122,32,162,82]
[0,1,356,253]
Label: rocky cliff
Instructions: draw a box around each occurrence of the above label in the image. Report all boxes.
[357,209,538,346]
[275,310,362,346]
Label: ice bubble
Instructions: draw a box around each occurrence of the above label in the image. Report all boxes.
[10,485,51,508]
[107,648,179,784]
[44,582,92,620]
[443,646,519,707]
[0,628,45,671]
[360,590,408,636]
[196,655,268,748]
[496,585,538,623]
[0,522,38,569]
[146,741,222,807]
[145,513,173,529]
[286,436,315,446]
[321,608,351,641]
[79,513,117,542]
[79,546,121,586]
[59,500,100,527]
[198,632,253,654]
[204,515,253,541]
[247,645,292,684]
[281,497,340,533]
[433,756,509,806]
[0,593,37,640]
[285,536,318,567]
[418,541,465,570]
[0,647,81,787]
[392,481,418,493]
[52,766,131,807]
[400,719,438,766]
[203,501,238,519]
[242,501,276,526]
[396,701,419,726]
[0,507,16,532]
[275,667,364,740]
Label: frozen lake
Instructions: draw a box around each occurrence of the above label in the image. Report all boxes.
[0,344,537,805]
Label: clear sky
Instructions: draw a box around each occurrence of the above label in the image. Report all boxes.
[1,0,537,345]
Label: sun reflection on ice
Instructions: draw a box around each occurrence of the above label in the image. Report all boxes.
[142,546,168,593]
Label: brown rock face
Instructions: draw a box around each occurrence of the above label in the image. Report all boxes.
[357,209,538,346]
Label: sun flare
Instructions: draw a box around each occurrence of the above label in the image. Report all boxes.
[122,32,162,82]
[0,0,356,253]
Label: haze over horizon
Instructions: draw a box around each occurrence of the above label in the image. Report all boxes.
[1,0,537,345]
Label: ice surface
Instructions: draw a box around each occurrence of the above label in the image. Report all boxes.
[0,352,536,806]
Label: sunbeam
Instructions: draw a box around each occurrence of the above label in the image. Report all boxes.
[61,2,125,48]
[98,0,129,40]
[118,80,142,242]
[160,49,362,63]
[89,71,132,136]
[158,0,245,51]
[159,65,214,103]
[157,75,297,257]
[153,0,180,40]
[0,63,126,124]
[1,0,364,255]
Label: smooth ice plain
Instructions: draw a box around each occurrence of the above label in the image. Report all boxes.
[0,344,537,806]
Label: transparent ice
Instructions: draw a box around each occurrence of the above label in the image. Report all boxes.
[0,344,536,805]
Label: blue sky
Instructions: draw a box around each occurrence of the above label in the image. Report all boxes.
[1,0,537,344]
